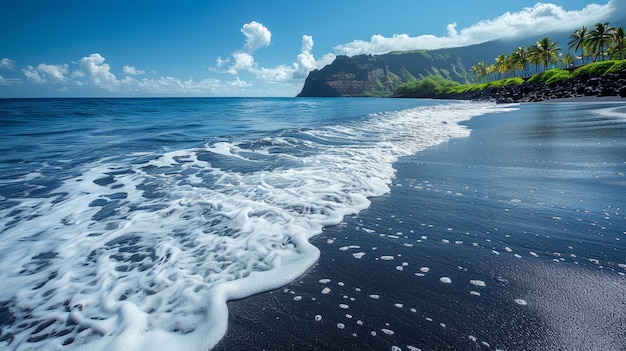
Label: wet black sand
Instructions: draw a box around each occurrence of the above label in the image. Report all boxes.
[214,102,626,351]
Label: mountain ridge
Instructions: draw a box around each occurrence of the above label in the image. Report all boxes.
[296,29,609,98]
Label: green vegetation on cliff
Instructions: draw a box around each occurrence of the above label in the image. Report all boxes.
[395,75,461,96]
[395,59,626,97]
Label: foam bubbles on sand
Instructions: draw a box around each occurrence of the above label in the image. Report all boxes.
[470,280,486,287]
[381,328,395,335]
[340,245,360,251]
[353,252,366,259]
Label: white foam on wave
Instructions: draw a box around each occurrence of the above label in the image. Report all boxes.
[0,102,511,350]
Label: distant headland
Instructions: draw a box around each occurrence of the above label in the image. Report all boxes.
[298,22,626,102]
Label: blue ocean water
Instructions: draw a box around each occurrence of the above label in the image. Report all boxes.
[0,98,510,350]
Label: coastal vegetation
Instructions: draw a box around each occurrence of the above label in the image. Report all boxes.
[298,21,625,99]
[396,59,626,99]
[395,21,626,99]
[468,22,625,83]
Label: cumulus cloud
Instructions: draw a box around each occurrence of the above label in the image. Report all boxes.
[247,35,334,82]
[294,35,317,77]
[216,22,332,84]
[241,21,272,53]
[37,63,69,82]
[15,52,255,95]
[229,52,256,75]
[22,64,69,83]
[23,66,44,83]
[123,65,145,75]
[447,23,458,37]
[79,53,120,91]
[1,58,16,70]
[333,1,616,56]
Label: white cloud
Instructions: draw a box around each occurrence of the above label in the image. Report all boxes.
[333,1,616,56]
[23,65,44,83]
[216,56,230,68]
[12,52,255,95]
[128,76,251,95]
[123,65,145,75]
[78,53,120,91]
[217,28,333,84]
[0,75,22,85]
[71,69,85,79]
[37,63,69,82]
[228,52,256,75]
[241,21,272,53]
[22,64,69,83]
[1,58,16,70]
[447,23,458,37]
[294,35,317,77]
[249,65,294,82]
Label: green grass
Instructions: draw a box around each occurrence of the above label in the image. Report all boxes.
[394,59,626,96]
[572,60,619,77]
[527,69,570,85]
[396,75,462,95]
[442,77,524,93]
[604,59,626,74]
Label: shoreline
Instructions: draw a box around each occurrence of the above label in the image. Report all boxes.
[531,95,625,103]
[213,101,626,350]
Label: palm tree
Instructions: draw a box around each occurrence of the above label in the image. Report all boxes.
[494,53,508,79]
[568,26,587,65]
[470,61,488,83]
[508,46,530,77]
[562,53,575,69]
[535,37,561,71]
[527,45,542,75]
[611,26,625,59]
[486,63,496,82]
[586,22,614,61]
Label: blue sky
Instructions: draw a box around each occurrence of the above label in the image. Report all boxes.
[0,0,622,97]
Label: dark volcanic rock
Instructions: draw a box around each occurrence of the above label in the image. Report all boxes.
[424,69,626,103]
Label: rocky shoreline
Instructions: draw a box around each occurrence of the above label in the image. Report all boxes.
[399,69,626,103]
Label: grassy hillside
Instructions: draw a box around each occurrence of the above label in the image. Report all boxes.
[395,59,626,97]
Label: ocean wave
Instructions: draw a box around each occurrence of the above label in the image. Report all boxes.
[0,101,511,350]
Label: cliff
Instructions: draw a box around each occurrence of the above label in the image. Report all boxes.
[297,41,513,97]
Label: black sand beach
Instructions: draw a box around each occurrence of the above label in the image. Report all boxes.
[214,101,626,351]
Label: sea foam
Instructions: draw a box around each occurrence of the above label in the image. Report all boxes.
[0,102,510,350]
